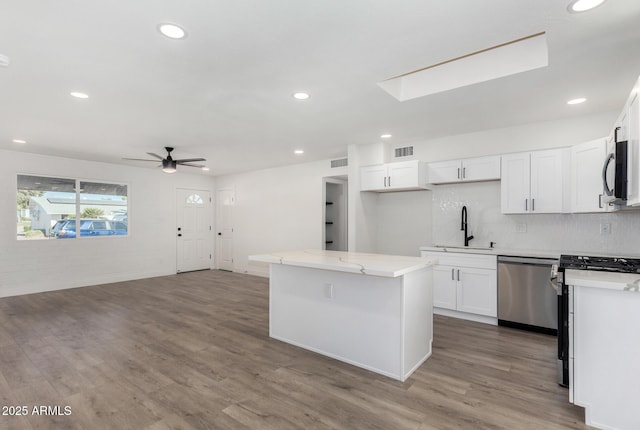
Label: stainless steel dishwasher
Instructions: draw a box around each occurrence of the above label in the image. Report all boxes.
[497,256,559,335]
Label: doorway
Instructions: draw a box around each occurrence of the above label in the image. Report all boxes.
[216,188,235,271]
[323,177,348,251]
[176,188,213,273]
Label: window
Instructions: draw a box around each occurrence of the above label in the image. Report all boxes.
[17,175,128,240]
[186,193,204,204]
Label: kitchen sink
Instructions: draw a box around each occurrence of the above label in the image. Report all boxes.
[432,244,495,251]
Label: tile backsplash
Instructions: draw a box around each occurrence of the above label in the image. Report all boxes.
[431,182,640,256]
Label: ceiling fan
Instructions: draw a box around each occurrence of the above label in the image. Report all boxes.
[123,147,206,173]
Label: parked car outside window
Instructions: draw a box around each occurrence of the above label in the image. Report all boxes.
[55,219,128,238]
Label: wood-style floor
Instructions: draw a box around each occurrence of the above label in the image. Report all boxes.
[0,270,589,430]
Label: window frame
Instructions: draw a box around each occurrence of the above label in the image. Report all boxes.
[16,173,130,241]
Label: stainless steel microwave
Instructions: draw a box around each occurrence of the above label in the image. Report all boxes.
[602,126,628,205]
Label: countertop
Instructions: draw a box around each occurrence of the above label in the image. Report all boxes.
[565,269,640,293]
[248,249,434,278]
[419,245,562,259]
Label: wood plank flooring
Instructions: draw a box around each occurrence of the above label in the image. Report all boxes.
[0,270,589,429]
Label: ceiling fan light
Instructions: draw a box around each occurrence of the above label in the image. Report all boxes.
[162,159,177,173]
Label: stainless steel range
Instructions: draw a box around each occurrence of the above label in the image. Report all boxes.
[556,254,640,387]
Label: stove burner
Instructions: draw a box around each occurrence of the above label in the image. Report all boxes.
[560,254,640,274]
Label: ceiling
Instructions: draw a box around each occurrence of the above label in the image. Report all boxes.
[1,0,640,176]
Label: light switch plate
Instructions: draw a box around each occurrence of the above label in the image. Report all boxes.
[600,222,611,235]
[515,223,527,233]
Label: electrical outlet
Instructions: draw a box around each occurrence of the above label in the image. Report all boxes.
[600,222,611,235]
[324,283,333,299]
[515,223,527,233]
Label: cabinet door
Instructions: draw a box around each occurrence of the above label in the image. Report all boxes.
[462,156,501,182]
[456,267,497,317]
[432,265,457,310]
[627,89,640,206]
[501,153,530,214]
[530,149,565,213]
[571,139,607,213]
[428,160,461,184]
[387,160,421,189]
[360,165,388,191]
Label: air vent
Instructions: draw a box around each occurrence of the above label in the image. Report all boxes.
[0,54,10,67]
[395,146,414,158]
[331,158,348,168]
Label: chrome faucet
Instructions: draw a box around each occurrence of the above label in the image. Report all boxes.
[461,205,474,246]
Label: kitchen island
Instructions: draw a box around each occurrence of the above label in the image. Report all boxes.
[248,249,435,381]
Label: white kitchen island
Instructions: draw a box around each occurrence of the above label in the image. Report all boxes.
[248,249,435,381]
[565,270,640,430]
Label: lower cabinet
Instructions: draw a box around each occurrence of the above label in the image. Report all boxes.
[423,251,497,322]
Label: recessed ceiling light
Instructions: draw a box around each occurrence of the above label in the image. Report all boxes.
[293,92,310,100]
[294,150,305,155]
[567,97,587,105]
[567,0,607,13]
[12,139,26,144]
[158,23,187,39]
[0,54,9,67]
[70,91,89,99]
[201,167,210,171]
[380,134,392,139]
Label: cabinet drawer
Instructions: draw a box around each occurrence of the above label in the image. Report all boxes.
[422,251,496,270]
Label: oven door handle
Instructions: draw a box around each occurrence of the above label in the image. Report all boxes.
[602,152,615,197]
[549,263,560,294]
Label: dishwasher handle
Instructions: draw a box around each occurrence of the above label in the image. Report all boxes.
[498,256,559,266]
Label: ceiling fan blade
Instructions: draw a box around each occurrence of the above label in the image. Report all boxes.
[123,157,159,162]
[179,162,205,168]
[174,158,206,163]
[146,152,165,160]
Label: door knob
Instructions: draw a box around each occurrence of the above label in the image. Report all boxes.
[177,227,182,231]
[218,232,222,236]
[178,233,182,237]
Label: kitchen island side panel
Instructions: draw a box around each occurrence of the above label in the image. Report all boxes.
[402,268,433,377]
[269,264,409,379]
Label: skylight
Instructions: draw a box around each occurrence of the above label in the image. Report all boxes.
[378,32,549,101]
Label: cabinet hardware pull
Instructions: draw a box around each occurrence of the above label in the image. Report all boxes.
[451,268,455,280]
[388,176,391,187]
[525,199,528,211]
[532,198,535,211]
[384,176,387,187]
[463,167,466,179]
[457,269,460,281]
[457,168,460,179]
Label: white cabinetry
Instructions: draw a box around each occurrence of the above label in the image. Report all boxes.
[428,156,500,184]
[501,148,569,214]
[625,77,640,206]
[567,274,640,430]
[360,160,428,192]
[421,251,497,324]
[570,138,608,213]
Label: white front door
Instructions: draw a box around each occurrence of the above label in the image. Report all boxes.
[176,188,212,273]
[216,188,235,271]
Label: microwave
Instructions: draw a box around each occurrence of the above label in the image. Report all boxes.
[602,126,628,205]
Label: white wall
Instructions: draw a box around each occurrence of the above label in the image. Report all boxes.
[1,149,214,298]
[376,190,432,257]
[215,159,347,276]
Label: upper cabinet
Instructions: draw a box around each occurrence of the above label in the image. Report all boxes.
[428,156,500,184]
[360,160,429,192]
[626,78,640,206]
[571,138,608,213]
[501,148,570,214]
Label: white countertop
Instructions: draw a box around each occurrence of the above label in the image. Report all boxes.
[419,245,561,259]
[248,249,434,278]
[565,269,640,293]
